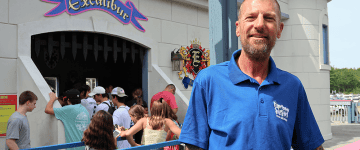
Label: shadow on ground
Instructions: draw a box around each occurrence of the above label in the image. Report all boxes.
[323,125,360,148]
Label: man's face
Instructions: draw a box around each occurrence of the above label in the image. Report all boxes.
[236,0,284,62]
[94,94,101,102]
[107,86,114,93]
[27,100,37,112]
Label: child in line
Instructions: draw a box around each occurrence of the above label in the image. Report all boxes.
[128,105,146,144]
[120,98,181,147]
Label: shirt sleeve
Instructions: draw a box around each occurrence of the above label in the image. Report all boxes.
[123,112,131,129]
[6,118,21,140]
[113,110,120,126]
[291,84,324,150]
[53,107,67,121]
[178,79,209,150]
[169,95,178,109]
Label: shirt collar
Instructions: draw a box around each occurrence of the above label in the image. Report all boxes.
[228,49,281,85]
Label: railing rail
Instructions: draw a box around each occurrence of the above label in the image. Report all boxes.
[24,138,183,150]
[330,100,360,124]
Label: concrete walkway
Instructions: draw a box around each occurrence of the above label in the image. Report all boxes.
[323,121,360,150]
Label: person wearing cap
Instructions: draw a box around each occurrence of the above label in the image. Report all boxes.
[111,87,131,149]
[151,84,178,114]
[45,90,90,150]
[92,86,112,114]
[81,86,101,119]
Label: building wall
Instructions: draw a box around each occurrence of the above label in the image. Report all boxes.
[0,0,206,147]
[271,0,332,140]
[0,0,332,147]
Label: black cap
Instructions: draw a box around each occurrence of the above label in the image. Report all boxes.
[64,89,81,99]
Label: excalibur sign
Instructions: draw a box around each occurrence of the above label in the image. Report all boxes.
[42,0,148,32]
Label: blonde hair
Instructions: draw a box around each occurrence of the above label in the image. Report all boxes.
[149,98,168,129]
[132,88,143,106]
[129,105,145,122]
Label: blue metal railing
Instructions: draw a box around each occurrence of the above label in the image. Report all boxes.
[330,100,360,124]
[25,137,183,150]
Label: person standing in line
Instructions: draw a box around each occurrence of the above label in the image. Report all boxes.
[5,91,38,150]
[78,84,90,100]
[127,88,148,109]
[151,84,178,114]
[45,89,90,150]
[92,86,112,114]
[105,84,114,101]
[82,110,121,150]
[111,87,131,149]
[79,85,99,119]
[179,0,325,149]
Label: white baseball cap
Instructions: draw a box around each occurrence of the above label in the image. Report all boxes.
[89,86,106,96]
[111,87,127,97]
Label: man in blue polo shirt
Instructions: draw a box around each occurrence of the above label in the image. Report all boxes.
[178,0,324,149]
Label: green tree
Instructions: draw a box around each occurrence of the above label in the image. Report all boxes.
[330,67,360,94]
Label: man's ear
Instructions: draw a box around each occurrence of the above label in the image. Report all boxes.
[277,22,284,39]
[236,21,240,37]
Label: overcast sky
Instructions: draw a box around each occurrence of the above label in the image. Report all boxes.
[328,0,360,69]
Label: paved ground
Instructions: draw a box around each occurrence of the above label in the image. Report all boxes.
[323,122,360,150]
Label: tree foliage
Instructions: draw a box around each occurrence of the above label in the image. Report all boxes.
[330,67,360,94]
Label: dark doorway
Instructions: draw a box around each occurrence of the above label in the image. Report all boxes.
[31,32,146,97]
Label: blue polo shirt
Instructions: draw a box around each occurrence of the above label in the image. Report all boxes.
[179,50,324,150]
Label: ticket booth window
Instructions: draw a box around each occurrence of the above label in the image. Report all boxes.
[86,78,97,91]
[44,77,58,96]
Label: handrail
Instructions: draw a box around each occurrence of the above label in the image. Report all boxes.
[24,138,182,150]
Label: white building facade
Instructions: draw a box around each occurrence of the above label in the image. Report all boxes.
[0,0,332,148]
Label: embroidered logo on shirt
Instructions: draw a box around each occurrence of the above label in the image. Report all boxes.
[273,101,289,122]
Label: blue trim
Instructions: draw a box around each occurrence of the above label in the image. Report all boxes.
[23,140,182,150]
[142,49,149,107]
[281,12,290,19]
[322,25,329,65]
[122,141,182,150]
[209,0,238,65]
[348,105,352,123]
[24,141,85,150]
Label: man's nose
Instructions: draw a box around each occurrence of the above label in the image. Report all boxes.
[254,15,265,31]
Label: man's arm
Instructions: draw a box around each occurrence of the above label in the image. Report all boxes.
[6,139,19,150]
[44,92,57,115]
[315,145,324,150]
[185,144,204,150]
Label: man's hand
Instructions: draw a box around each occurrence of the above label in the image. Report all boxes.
[49,92,57,101]
[315,145,324,150]
[185,144,203,150]
[45,92,57,115]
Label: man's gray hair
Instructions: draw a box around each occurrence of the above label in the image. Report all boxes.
[239,0,282,21]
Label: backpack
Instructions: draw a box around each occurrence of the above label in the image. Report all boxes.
[102,101,116,115]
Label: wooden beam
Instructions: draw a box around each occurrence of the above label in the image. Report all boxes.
[60,33,66,59]
[48,33,54,57]
[113,38,118,63]
[35,36,41,58]
[104,36,109,62]
[72,33,77,60]
[83,33,88,61]
[94,34,99,62]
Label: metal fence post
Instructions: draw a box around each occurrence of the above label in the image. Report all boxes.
[348,105,352,123]
[352,102,355,123]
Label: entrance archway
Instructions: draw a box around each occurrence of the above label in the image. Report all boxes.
[31,31,146,97]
